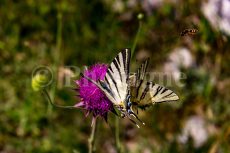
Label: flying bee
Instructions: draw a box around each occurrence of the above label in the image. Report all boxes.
[180,28,198,36]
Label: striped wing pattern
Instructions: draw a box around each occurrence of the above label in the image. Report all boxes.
[102,48,131,105]
[133,81,179,107]
[130,59,149,99]
[82,49,131,106]
[130,59,179,108]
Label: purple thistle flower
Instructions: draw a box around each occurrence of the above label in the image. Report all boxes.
[75,64,114,122]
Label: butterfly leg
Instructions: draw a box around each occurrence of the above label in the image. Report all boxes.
[128,109,145,125]
[126,96,145,126]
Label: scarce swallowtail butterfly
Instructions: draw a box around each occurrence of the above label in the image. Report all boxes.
[81,48,179,127]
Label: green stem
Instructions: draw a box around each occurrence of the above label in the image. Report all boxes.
[41,9,70,110]
[131,21,142,59]
[115,117,121,153]
[56,11,63,66]
[42,89,76,109]
[48,7,63,114]
[88,118,97,153]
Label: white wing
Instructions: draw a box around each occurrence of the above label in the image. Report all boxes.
[133,81,179,107]
[130,59,179,108]
[103,48,130,105]
[130,58,149,99]
[82,48,131,106]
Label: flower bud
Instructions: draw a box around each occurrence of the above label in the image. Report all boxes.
[137,13,144,20]
[32,74,49,91]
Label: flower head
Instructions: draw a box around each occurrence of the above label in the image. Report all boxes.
[75,64,114,120]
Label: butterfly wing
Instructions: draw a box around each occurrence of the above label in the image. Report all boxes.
[130,59,149,101]
[132,81,179,108]
[103,48,131,106]
[82,48,131,107]
[130,59,179,108]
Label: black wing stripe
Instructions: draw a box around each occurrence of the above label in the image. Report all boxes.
[135,60,149,98]
[122,50,127,72]
[121,50,127,76]
[117,50,126,83]
[140,82,150,100]
[140,59,149,80]
[161,88,168,94]
[153,86,163,97]
[135,69,140,87]
[108,66,114,73]
[104,76,112,91]
[107,70,121,98]
[116,55,121,65]
[122,49,131,80]
[126,49,131,77]
[112,58,122,82]
[136,80,143,98]
[134,58,149,89]
[137,67,141,80]
[164,92,174,98]
[165,95,177,98]
[99,80,115,98]
[151,99,178,103]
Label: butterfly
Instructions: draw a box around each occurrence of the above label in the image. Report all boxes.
[81,49,179,127]
[180,28,198,36]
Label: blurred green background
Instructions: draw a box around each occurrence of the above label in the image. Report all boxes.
[0,0,230,152]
